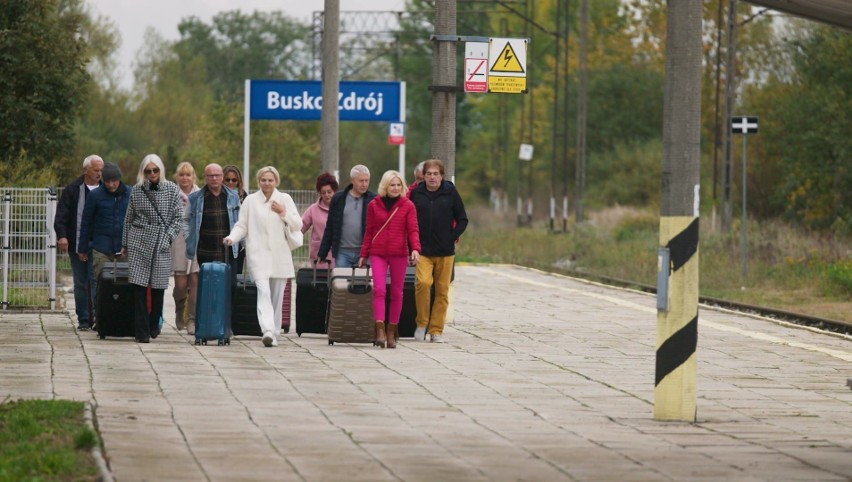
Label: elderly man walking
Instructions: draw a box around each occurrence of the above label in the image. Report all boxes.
[55,155,104,331]
[316,165,376,268]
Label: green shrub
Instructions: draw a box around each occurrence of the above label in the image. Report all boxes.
[826,260,852,295]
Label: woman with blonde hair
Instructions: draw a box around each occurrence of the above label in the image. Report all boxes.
[357,170,420,348]
[224,166,302,347]
[171,162,200,332]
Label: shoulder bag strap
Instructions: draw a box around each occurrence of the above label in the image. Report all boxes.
[372,207,399,243]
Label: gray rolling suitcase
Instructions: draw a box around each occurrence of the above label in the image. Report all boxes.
[326,267,376,346]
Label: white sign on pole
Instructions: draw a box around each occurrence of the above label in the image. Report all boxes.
[388,122,405,145]
[464,42,489,93]
[519,143,534,161]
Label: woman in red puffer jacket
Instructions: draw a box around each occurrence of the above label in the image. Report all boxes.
[358,170,421,349]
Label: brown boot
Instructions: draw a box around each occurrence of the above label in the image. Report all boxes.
[386,324,398,349]
[374,321,386,348]
[174,296,187,331]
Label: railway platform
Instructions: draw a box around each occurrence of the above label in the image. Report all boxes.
[1,264,850,481]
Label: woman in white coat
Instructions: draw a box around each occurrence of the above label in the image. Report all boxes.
[224,166,301,347]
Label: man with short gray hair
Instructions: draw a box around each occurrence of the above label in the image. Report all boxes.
[317,165,376,268]
[55,155,104,330]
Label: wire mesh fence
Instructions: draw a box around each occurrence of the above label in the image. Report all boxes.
[0,187,318,310]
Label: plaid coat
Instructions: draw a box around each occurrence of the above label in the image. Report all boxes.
[122,180,182,289]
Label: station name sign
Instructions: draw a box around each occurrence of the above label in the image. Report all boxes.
[249,80,402,122]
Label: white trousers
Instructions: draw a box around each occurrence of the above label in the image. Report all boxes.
[255,278,286,336]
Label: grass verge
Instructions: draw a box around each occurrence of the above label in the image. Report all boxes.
[0,399,99,482]
[459,206,851,323]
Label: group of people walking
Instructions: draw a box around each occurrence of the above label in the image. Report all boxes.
[55,154,468,349]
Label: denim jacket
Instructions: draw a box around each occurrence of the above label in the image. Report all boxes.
[185,185,241,260]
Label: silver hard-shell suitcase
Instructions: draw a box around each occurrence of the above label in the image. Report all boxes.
[326,267,375,345]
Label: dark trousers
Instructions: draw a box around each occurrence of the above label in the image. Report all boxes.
[133,284,164,340]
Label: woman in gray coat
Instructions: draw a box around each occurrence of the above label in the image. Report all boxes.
[121,154,182,343]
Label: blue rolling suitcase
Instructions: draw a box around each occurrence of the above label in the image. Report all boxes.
[195,260,232,345]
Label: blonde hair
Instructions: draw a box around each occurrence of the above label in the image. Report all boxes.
[255,166,280,187]
[174,162,196,183]
[377,170,407,197]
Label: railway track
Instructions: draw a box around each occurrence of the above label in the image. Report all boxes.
[552,268,852,336]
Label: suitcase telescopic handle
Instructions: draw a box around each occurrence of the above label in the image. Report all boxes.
[347,266,371,295]
[312,258,331,285]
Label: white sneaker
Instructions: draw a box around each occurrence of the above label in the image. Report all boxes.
[414,327,426,341]
[271,337,278,347]
[430,334,444,343]
[262,332,274,347]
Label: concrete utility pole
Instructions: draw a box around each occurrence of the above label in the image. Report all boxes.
[721,0,737,233]
[431,0,457,180]
[575,0,587,223]
[655,0,702,422]
[320,0,340,177]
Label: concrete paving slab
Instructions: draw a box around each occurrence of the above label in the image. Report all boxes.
[1,264,850,481]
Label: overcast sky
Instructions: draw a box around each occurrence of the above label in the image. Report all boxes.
[87,0,407,90]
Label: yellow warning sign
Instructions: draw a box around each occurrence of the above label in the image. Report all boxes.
[488,76,526,94]
[490,42,525,73]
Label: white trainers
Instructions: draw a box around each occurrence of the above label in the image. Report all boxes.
[262,332,274,347]
[430,334,445,343]
[414,327,426,341]
[271,337,278,347]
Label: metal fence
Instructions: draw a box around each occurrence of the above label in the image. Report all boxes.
[0,187,318,310]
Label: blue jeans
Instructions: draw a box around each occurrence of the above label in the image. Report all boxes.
[335,249,360,269]
[69,253,95,326]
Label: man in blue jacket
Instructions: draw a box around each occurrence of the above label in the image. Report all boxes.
[185,163,241,335]
[409,159,468,343]
[54,155,103,331]
[78,162,131,308]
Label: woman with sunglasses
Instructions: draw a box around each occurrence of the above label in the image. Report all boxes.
[222,165,247,202]
[121,154,182,343]
[222,165,248,275]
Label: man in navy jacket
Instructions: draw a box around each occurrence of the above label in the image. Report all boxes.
[317,165,376,268]
[54,155,103,330]
[78,162,131,307]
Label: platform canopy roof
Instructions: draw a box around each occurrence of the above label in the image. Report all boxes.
[746,0,852,31]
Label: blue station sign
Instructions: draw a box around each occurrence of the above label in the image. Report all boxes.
[249,80,402,122]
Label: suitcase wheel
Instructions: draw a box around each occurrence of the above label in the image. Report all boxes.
[194,338,201,345]
[99,335,105,340]
[225,338,230,346]
[217,339,223,346]
[202,339,208,345]
[328,340,334,346]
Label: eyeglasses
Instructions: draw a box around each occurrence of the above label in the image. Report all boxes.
[144,168,160,175]
[224,177,238,183]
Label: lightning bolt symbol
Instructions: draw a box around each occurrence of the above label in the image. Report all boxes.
[502,49,513,67]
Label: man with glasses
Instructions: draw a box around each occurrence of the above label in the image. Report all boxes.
[185,163,241,335]
[55,154,104,331]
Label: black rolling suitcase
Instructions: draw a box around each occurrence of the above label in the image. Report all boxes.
[387,266,417,338]
[96,261,135,339]
[295,260,331,336]
[231,274,261,337]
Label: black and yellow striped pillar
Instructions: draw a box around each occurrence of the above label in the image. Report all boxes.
[655,216,699,421]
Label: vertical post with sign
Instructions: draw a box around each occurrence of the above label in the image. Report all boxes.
[730,116,758,281]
